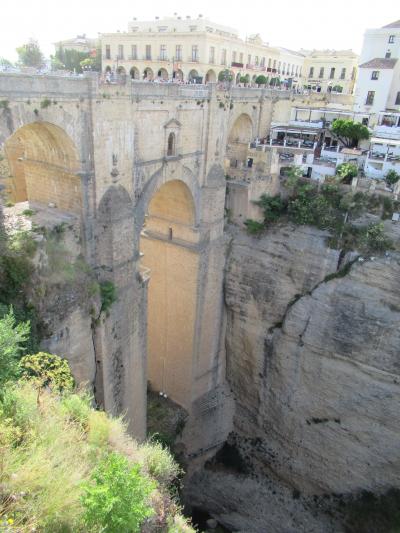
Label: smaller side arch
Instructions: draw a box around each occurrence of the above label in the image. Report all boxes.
[130,66,140,79]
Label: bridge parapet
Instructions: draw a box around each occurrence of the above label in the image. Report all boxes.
[0,73,94,99]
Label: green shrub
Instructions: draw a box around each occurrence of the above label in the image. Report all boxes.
[344,489,400,533]
[81,452,155,533]
[362,222,393,253]
[100,280,117,313]
[336,162,358,183]
[141,440,181,486]
[244,219,265,235]
[22,208,35,217]
[385,169,400,187]
[40,98,52,109]
[255,75,268,85]
[255,194,286,224]
[0,308,30,390]
[20,352,74,392]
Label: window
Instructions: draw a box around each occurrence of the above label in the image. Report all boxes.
[351,67,356,80]
[260,57,265,68]
[232,51,237,63]
[278,61,281,73]
[309,66,314,77]
[189,25,197,32]
[366,91,375,105]
[131,45,137,60]
[160,44,167,60]
[273,59,276,69]
[239,52,244,63]
[158,26,168,32]
[389,35,395,43]
[192,45,199,61]
[255,56,259,66]
[167,132,175,156]
[209,46,215,63]
[248,54,251,66]
[221,49,227,65]
[395,92,400,105]
[371,70,379,80]
[385,51,391,58]
[319,67,324,78]
[362,117,369,126]
[118,45,124,60]
[268,58,272,68]
[145,45,151,60]
[330,67,335,79]
[176,45,182,61]
[105,45,111,59]
[282,62,286,73]
[340,68,346,79]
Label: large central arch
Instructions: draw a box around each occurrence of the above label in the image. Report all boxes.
[4,121,81,213]
[140,178,199,409]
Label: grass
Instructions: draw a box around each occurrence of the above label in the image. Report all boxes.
[0,382,194,532]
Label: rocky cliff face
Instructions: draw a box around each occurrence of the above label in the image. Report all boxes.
[224,223,400,494]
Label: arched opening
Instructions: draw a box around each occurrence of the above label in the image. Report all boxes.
[252,74,257,83]
[104,65,112,73]
[130,66,140,79]
[167,132,175,156]
[236,72,241,84]
[173,69,184,81]
[4,122,82,213]
[143,67,153,81]
[205,69,216,83]
[226,114,254,171]
[188,69,199,82]
[140,179,198,408]
[157,68,169,80]
[117,66,126,83]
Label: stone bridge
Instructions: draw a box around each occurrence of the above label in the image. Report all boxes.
[0,73,350,451]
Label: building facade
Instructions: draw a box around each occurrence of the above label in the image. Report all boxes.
[100,15,304,86]
[54,35,98,54]
[353,20,400,179]
[301,49,358,94]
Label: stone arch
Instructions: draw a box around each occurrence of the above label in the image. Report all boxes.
[236,72,241,84]
[105,65,112,73]
[139,178,197,408]
[117,66,126,83]
[148,179,195,226]
[4,121,82,213]
[205,69,216,83]
[157,68,169,80]
[143,67,153,80]
[130,66,140,79]
[228,113,253,144]
[96,184,133,273]
[188,69,199,82]
[174,69,184,81]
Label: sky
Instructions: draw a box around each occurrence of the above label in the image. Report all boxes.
[1,0,399,61]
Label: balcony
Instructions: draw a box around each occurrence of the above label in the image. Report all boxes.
[231,62,244,68]
[128,56,138,61]
[188,57,200,63]
[289,119,324,128]
[373,124,400,140]
[157,56,169,61]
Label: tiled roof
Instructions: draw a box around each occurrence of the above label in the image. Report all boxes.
[359,58,398,69]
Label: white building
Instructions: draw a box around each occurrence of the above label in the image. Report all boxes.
[354,20,400,179]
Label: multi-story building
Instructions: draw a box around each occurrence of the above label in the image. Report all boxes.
[54,35,98,54]
[301,49,358,95]
[99,15,304,86]
[353,20,400,179]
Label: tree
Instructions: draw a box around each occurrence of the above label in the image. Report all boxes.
[255,75,268,85]
[336,162,358,183]
[16,39,44,68]
[0,308,29,389]
[385,169,400,187]
[240,74,250,84]
[54,46,89,73]
[218,69,233,83]
[330,119,370,148]
[0,57,13,68]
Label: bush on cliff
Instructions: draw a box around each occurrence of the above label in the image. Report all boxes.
[0,315,193,532]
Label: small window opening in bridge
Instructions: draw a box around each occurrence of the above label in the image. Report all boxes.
[167,132,175,156]
[168,226,173,240]
[247,157,253,168]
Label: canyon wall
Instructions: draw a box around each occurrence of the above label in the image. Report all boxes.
[224,223,400,494]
